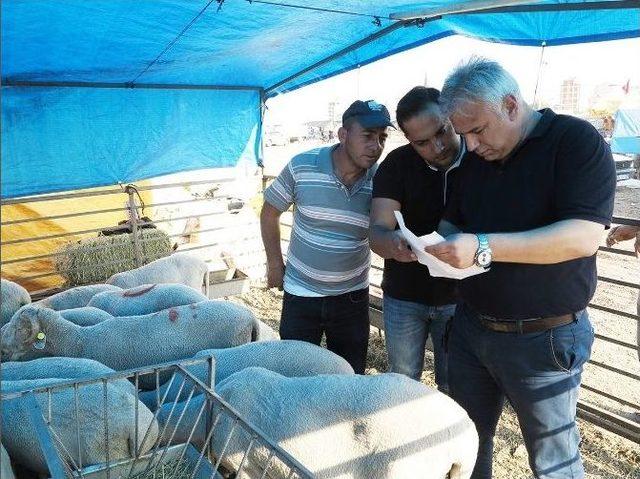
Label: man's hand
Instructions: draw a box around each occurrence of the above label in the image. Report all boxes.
[424,233,478,269]
[266,262,285,290]
[606,225,640,256]
[390,230,417,263]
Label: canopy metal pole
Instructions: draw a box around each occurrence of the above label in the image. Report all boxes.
[390,0,535,20]
[533,41,547,108]
[391,0,640,19]
[264,20,407,96]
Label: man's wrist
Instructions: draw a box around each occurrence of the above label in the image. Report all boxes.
[267,260,284,269]
[474,233,493,267]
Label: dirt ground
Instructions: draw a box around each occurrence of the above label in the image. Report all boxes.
[613,184,639,220]
[230,287,639,479]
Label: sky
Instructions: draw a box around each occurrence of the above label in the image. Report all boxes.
[264,35,640,127]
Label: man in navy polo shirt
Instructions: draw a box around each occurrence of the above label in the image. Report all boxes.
[370,87,464,391]
[261,100,392,374]
[426,58,615,478]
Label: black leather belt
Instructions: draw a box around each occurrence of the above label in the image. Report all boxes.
[478,313,575,334]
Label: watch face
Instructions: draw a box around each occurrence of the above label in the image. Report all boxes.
[476,250,492,267]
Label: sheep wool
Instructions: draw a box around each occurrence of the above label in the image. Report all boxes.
[35,284,122,311]
[1,357,135,396]
[88,283,207,316]
[59,306,114,326]
[1,279,31,327]
[1,443,15,479]
[1,302,256,389]
[140,340,354,410]
[213,369,478,479]
[2,379,158,474]
[106,253,209,293]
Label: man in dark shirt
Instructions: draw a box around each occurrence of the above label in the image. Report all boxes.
[370,87,465,391]
[426,58,616,479]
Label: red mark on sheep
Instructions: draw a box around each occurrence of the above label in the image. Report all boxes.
[169,309,179,322]
[123,284,157,297]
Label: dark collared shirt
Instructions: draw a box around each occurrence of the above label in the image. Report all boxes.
[444,109,616,319]
[373,142,465,305]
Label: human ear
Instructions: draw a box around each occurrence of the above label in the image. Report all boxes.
[503,95,519,120]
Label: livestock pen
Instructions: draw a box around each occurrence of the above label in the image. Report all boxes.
[0,357,314,479]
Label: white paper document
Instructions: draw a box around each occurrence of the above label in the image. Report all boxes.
[393,211,488,280]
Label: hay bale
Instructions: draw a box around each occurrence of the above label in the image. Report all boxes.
[55,229,173,287]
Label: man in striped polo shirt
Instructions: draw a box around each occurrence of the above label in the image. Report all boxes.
[260,100,393,373]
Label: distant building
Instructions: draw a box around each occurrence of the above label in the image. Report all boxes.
[560,78,581,114]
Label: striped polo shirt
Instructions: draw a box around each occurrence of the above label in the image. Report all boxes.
[264,144,375,297]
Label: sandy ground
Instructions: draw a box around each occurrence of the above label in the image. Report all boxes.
[229,287,639,479]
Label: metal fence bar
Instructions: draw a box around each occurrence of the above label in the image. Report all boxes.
[1,205,130,226]
[598,246,637,257]
[14,253,169,283]
[0,177,239,206]
[1,222,259,267]
[576,402,640,444]
[0,358,213,401]
[593,333,638,351]
[597,275,640,289]
[1,235,177,265]
[580,384,640,411]
[3,224,120,245]
[2,210,240,246]
[1,195,234,227]
[23,392,69,479]
[587,359,640,381]
[588,303,639,321]
[126,186,144,268]
[611,216,640,227]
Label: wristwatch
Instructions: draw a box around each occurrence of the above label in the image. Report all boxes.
[474,233,492,268]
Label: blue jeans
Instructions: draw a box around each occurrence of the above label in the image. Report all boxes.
[448,302,594,479]
[280,288,370,374]
[383,295,455,389]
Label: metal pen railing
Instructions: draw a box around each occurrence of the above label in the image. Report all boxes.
[1,178,265,296]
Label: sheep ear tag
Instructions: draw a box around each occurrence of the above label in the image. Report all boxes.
[33,332,46,350]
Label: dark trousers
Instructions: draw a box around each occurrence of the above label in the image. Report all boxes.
[448,302,592,479]
[279,287,370,374]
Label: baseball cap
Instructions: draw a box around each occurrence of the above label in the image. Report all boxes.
[342,100,394,129]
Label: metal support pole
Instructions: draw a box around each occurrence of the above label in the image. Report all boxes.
[125,185,143,267]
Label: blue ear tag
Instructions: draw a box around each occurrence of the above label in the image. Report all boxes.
[33,332,46,350]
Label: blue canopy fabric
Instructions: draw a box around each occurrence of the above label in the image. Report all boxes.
[611,108,640,154]
[2,0,639,198]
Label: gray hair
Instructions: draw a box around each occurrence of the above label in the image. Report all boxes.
[440,56,522,116]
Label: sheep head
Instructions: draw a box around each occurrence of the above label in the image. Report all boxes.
[0,305,53,360]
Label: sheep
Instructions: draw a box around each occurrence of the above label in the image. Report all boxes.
[1,357,135,396]
[1,302,256,388]
[1,279,31,327]
[1,378,158,475]
[87,283,207,317]
[106,254,209,294]
[59,306,114,326]
[139,340,354,410]
[35,284,122,311]
[1,443,15,479]
[159,368,478,479]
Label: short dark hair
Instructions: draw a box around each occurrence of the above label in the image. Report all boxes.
[395,87,441,132]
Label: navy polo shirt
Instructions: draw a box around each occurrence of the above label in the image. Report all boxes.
[444,109,616,319]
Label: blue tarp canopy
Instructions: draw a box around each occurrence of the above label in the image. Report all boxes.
[2,0,639,198]
[612,108,640,154]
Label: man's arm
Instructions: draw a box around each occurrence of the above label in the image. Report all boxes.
[260,201,285,288]
[369,198,416,262]
[425,219,603,268]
